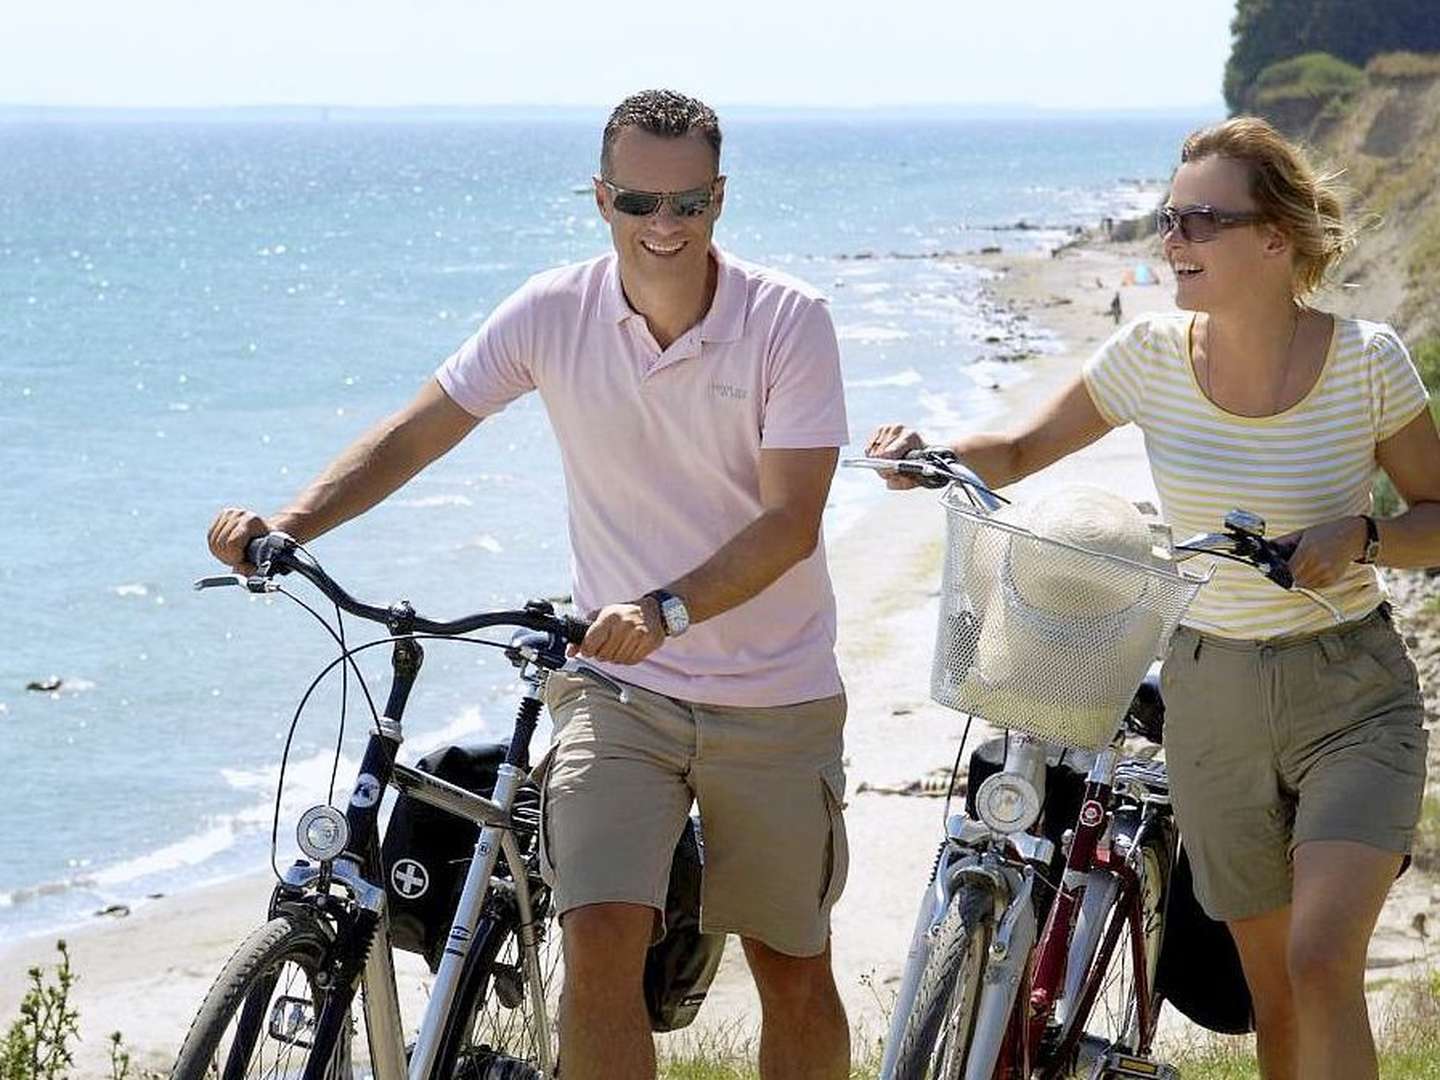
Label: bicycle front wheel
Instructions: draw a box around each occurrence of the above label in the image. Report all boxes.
[171,911,356,1080]
[888,883,996,1080]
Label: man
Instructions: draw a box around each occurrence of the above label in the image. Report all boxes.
[208,89,851,1079]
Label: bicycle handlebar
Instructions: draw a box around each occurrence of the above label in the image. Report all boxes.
[846,448,1344,623]
[196,532,592,644]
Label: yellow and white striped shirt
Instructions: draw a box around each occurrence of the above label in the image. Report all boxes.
[1082,313,1429,639]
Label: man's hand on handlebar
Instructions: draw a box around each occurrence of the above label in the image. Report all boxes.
[574,599,666,665]
[208,507,275,575]
[1276,516,1369,590]
[864,424,929,489]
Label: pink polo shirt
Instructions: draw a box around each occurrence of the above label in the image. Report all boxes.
[435,247,848,707]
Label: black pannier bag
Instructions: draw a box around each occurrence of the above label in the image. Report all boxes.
[381,741,524,971]
[644,815,726,1032]
[382,741,726,1031]
[1154,844,1255,1034]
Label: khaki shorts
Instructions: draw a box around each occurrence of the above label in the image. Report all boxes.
[538,668,848,957]
[1161,605,1428,923]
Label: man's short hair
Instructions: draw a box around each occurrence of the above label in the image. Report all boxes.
[601,90,722,178]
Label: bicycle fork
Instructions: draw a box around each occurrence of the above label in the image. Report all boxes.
[880,833,1039,1080]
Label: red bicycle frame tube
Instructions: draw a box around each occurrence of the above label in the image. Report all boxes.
[1027,772,1114,1045]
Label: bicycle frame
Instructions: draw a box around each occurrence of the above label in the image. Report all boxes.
[275,631,559,1080]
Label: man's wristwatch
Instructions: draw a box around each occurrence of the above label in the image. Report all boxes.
[645,589,691,637]
[1356,514,1381,565]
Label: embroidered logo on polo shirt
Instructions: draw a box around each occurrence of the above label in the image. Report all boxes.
[710,382,749,400]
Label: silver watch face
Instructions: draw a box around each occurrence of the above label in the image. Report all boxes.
[659,595,690,636]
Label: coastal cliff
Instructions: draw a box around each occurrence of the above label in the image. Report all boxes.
[1297,53,1440,342]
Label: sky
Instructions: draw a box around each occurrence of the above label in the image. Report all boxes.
[2,0,1236,111]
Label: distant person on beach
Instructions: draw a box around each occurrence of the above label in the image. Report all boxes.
[208,89,851,1080]
[867,116,1439,1080]
[1108,290,1122,324]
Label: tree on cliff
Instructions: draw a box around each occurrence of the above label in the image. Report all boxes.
[1225,0,1440,112]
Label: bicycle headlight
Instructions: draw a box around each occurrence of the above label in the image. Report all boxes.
[974,772,1042,835]
[297,805,350,861]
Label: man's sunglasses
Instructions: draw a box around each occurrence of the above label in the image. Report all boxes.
[1155,204,1267,243]
[598,178,720,218]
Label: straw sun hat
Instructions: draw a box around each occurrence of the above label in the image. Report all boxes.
[945,485,1167,746]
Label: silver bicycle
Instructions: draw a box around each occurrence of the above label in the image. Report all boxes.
[173,532,602,1080]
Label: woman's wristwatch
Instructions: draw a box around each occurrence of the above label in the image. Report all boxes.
[1355,514,1381,564]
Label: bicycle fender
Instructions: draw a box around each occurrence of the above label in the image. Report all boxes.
[963,870,1037,1080]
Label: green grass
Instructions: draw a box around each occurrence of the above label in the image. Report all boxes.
[1253,51,1365,106]
[653,967,1440,1079]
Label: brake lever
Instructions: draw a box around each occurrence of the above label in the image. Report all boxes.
[194,573,247,591]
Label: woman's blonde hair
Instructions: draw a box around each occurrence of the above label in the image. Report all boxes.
[1180,116,1358,298]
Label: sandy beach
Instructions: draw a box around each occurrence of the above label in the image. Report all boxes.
[4,237,1435,1075]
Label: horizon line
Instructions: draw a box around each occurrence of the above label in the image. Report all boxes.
[0,101,1225,116]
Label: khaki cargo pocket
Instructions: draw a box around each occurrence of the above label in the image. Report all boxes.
[819,761,849,911]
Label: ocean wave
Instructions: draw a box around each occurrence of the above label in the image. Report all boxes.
[392,494,474,509]
[846,369,923,390]
[837,325,910,343]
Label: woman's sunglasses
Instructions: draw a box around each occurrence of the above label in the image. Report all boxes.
[1155,204,1266,243]
[599,178,720,218]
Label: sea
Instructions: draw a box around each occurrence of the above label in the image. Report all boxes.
[0,108,1214,943]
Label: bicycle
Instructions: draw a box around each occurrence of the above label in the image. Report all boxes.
[172,531,598,1080]
[846,449,1339,1080]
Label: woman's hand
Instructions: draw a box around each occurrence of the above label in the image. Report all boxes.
[1276,516,1368,589]
[865,424,928,489]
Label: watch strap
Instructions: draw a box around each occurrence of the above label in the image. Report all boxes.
[1357,514,1380,564]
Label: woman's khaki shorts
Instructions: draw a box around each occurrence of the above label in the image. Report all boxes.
[1161,605,1428,923]
[538,668,848,957]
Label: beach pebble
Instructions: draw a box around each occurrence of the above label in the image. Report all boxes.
[95,903,131,919]
[26,676,62,692]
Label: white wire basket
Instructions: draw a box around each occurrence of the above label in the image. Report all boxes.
[931,488,1208,751]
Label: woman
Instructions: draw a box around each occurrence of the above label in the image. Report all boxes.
[868,116,1440,1080]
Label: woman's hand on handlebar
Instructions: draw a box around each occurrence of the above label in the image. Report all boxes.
[864,424,929,489]
[574,599,666,664]
[208,507,275,574]
[1276,516,1369,589]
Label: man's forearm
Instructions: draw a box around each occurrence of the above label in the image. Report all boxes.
[270,422,426,542]
[666,509,820,624]
[271,384,478,542]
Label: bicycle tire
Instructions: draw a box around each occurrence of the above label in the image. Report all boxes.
[1050,823,1172,1068]
[888,882,996,1080]
[171,910,356,1080]
[433,904,562,1080]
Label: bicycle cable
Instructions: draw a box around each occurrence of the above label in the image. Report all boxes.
[261,610,536,882]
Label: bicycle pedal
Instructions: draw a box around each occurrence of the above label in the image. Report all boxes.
[1095,1051,1178,1079]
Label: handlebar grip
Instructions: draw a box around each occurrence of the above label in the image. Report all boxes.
[561,616,592,645]
[244,533,296,575]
